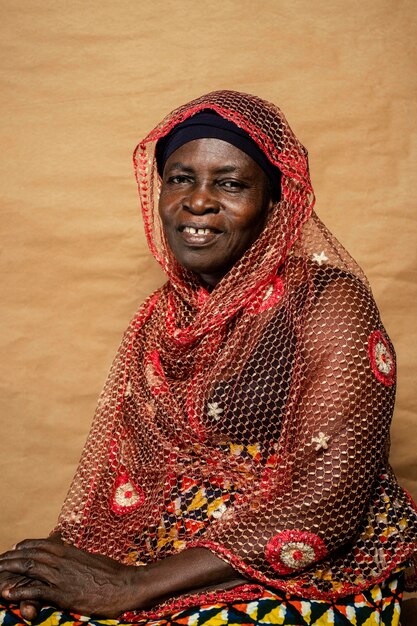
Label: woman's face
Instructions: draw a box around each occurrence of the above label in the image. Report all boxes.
[158,138,274,287]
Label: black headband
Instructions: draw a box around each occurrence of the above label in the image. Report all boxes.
[155,111,281,200]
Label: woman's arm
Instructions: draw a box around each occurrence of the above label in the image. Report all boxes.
[191,274,396,579]
[0,539,239,618]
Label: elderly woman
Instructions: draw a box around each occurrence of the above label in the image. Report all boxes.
[0,90,416,626]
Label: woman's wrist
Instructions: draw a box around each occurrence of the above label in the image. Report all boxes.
[128,548,239,610]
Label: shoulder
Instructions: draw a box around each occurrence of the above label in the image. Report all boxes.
[283,255,378,314]
[279,257,383,353]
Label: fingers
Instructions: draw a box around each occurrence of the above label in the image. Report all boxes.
[0,546,55,564]
[0,573,27,594]
[0,575,43,619]
[20,600,41,621]
[0,546,60,567]
[13,538,64,556]
[2,576,34,592]
[0,556,56,584]
[3,584,57,605]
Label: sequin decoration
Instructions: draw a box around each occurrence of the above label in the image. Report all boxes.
[111,471,145,515]
[368,330,395,387]
[265,530,328,574]
[247,276,285,315]
[144,350,169,395]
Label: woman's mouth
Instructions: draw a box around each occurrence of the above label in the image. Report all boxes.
[183,226,212,235]
[179,225,221,246]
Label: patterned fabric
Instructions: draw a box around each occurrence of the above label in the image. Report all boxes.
[52,91,416,619]
[0,572,404,625]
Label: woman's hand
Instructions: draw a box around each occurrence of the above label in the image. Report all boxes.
[0,539,144,618]
[0,540,241,618]
[0,534,64,621]
[0,572,42,621]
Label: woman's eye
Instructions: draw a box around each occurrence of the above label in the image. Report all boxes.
[221,180,244,190]
[167,175,191,184]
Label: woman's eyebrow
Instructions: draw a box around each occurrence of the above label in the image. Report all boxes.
[165,162,194,173]
[165,163,242,175]
[212,165,241,174]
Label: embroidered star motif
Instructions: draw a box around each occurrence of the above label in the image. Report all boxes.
[312,431,330,451]
[207,402,223,420]
[68,512,83,524]
[124,380,132,397]
[211,503,227,519]
[312,251,328,266]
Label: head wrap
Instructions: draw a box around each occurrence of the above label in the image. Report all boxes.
[155,111,281,200]
[56,90,417,621]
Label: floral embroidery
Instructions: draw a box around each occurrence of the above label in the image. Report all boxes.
[312,431,330,451]
[281,542,316,568]
[207,402,223,421]
[111,471,145,515]
[368,330,395,387]
[312,251,328,265]
[265,530,327,574]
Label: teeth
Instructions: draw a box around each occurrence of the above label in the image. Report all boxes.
[184,227,211,235]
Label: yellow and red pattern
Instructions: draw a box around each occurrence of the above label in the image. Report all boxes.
[0,571,404,625]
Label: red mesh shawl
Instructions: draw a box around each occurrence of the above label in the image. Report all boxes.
[56,91,417,613]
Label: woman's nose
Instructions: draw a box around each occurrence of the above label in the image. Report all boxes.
[183,184,219,214]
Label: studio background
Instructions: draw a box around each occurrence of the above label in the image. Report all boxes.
[1,0,416,557]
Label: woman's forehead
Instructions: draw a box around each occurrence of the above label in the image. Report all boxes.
[164,138,262,173]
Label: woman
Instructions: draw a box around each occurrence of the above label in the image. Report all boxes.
[0,90,416,625]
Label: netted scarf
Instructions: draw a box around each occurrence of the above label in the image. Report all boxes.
[56,91,417,611]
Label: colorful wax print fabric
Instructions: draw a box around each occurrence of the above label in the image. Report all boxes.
[0,571,403,626]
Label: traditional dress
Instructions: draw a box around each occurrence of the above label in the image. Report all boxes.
[1,91,416,625]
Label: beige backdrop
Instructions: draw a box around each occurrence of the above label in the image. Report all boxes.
[1,0,416,557]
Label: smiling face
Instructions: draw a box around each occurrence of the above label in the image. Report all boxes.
[158,138,274,287]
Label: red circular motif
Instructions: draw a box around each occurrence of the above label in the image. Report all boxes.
[265,530,327,574]
[368,330,395,387]
[111,471,145,515]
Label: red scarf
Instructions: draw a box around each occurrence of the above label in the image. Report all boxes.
[56,91,417,615]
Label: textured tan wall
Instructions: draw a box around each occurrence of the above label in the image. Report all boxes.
[1,0,416,554]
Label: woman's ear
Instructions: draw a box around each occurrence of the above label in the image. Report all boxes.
[266,177,280,213]
[267,195,277,215]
